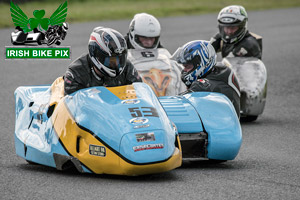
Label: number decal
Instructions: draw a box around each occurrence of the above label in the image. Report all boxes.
[129,107,142,117]
[129,107,159,117]
[141,51,155,58]
[141,107,159,117]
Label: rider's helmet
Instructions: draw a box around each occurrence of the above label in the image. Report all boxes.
[217,5,248,44]
[173,40,217,87]
[88,27,128,78]
[128,13,161,49]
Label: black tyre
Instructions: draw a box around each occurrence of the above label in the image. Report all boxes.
[240,115,258,122]
[207,159,227,164]
[37,36,42,45]
[55,40,61,45]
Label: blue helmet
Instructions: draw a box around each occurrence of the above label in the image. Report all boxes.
[174,40,217,87]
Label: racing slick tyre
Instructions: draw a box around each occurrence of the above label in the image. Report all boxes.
[240,115,258,122]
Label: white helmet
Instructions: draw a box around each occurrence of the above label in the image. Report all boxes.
[218,5,248,44]
[128,13,161,49]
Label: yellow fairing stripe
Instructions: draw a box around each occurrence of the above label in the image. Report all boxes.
[49,77,65,106]
[51,100,182,175]
[106,85,137,100]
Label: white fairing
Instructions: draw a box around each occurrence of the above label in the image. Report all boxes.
[27,33,40,41]
[222,57,267,117]
[11,31,41,43]
[128,48,186,96]
[11,31,20,42]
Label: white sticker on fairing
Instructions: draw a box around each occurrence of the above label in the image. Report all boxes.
[133,143,164,152]
[89,144,106,157]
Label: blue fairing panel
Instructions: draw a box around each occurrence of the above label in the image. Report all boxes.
[62,83,176,163]
[186,92,242,160]
[14,80,182,175]
[160,92,242,160]
[14,86,70,167]
[159,96,204,133]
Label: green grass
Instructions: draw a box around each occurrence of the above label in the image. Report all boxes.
[1,0,300,29]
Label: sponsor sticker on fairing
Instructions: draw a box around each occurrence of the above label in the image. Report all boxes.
[121,99,140,104]
[89,144,106,157]
[133,124,150,129]
[133,144,164,152]
[135,132,155,142]
[129,117,149,124]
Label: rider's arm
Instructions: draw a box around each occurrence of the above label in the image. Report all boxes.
[178,78,211,95]
[188,78,212,92]
[210,33,222,53]
[245,37,262,59]
[64,69,86,95]
[124,61,143,84]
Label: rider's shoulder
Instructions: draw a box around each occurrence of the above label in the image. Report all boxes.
[207,62,233,80]
[210,33,222,44]
[214,62,229,71]
[212,32,222,40]
[242,32,262,48]
[68,54,90,72]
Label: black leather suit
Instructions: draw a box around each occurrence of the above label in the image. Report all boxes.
[64,53,142,95]
[184,64,241,117]
[210,31,262,59]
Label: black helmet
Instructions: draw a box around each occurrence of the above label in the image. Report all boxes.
[88,27,128,77]
[218,5,248,44]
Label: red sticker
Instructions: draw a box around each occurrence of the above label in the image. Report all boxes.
[198,79,205,83]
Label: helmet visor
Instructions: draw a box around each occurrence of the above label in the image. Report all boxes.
[219,20,246,43]
[136,35,160,49]
[102,55,126,69]
[92,43,127,70]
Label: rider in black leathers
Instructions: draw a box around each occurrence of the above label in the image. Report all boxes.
[210,32,262,59]
[173,40,240,117]
[64,27,142,95]
[186,63,240,116]
[210,5,262,59]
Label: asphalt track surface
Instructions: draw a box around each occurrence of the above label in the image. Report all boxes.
[1,8,300,200]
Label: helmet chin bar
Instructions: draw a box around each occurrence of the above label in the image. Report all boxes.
[91,56,117,78]
[91,66,103,81]
[219,24,247,44]
[129,33,159,50]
